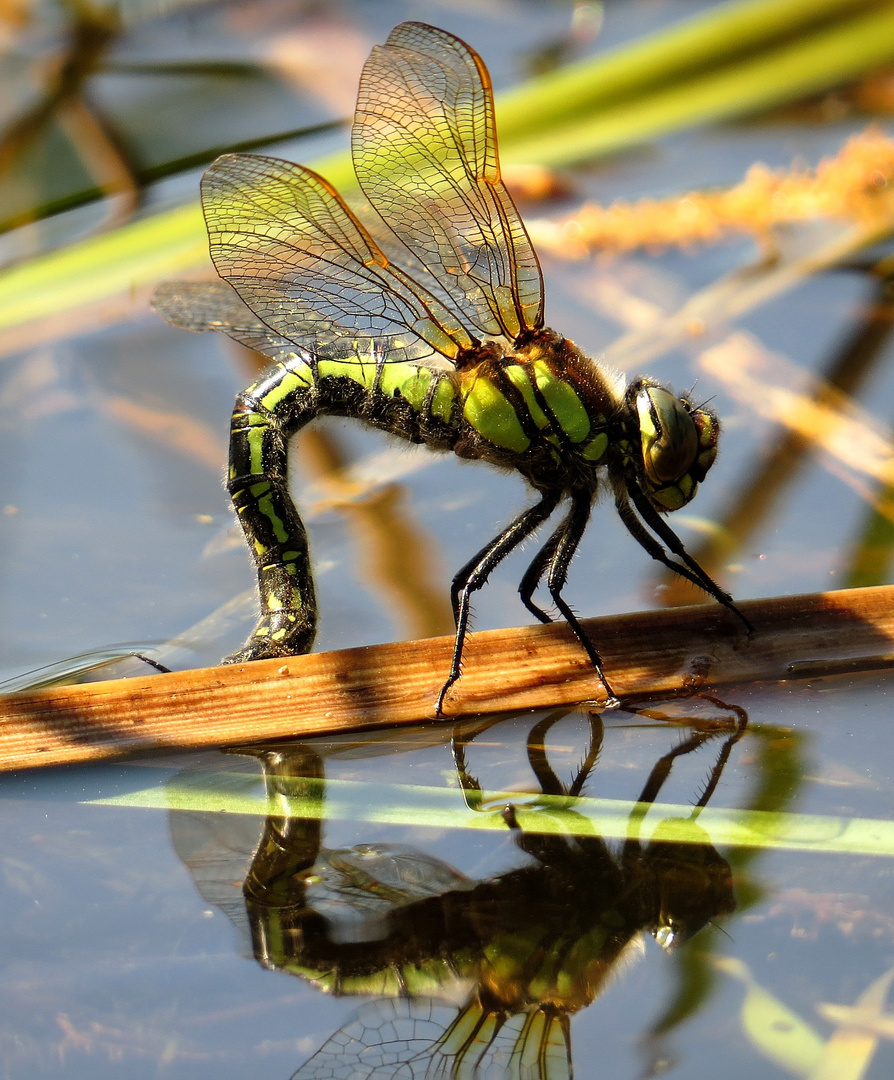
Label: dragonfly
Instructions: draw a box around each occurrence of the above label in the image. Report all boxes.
[153,21,749,714]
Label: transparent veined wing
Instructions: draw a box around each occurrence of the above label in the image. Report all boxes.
[152,278,449,369]
[291,998,572,1080]
[152,279,297,357]
[353,22,544,343]
[291,999,456,1080]
[201,153,477,365]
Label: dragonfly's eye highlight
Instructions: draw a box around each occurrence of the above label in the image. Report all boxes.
[637,387,720,512]
[637,386,698,484]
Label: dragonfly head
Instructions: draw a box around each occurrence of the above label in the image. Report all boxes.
[630,381,719,512]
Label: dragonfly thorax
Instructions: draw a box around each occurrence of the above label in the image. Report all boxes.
[455,329,627,487]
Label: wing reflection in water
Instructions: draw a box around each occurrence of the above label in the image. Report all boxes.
[172,702,747,1079]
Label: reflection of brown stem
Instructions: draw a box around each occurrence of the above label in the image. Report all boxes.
[847,469,894,586]
[661,273,894,604]
[55,96,140,226]
[846,277,894,585]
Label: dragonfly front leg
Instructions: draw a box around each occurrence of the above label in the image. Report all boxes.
[437,489,561,715]
[223,396,318,664]
[617,480,753,633]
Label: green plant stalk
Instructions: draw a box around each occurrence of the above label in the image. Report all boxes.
[90,772,894,858]
[493,0,881,142]
[0,0,890,337]
[0,119,345,236]
[507,1,894,167]
[0,202,207,331]
[4,0,870,241]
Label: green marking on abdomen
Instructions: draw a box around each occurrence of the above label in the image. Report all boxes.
[379,364,433,410]
[431,376,456,423]
[243,412,269,476]
[259,364,315,411]
[318,356,378,386]
[257,493,289,543]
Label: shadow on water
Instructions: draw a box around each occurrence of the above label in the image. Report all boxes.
[169,698,804,1079]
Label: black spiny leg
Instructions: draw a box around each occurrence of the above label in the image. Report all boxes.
[437,489,562,715]
[537,491,620,708]
[526,708,604,797]
[617,480,754,633]
[517,517,564,625]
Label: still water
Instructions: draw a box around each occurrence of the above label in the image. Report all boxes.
[2,675,894,1078]
[0,0,893,1076]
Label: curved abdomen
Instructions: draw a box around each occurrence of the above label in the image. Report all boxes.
[224,349,463,662]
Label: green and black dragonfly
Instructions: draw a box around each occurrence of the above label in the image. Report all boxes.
[153,21,748,713]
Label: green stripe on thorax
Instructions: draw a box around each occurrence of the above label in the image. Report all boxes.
[458,330,622,462]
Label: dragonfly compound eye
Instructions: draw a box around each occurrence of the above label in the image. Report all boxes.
[635,387,720,512]
[637,384,697,477]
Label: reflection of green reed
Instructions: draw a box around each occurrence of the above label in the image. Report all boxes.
[3,0,894,336]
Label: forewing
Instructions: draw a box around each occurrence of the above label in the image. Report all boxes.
[201,152,476,364]
[352,21,544,343]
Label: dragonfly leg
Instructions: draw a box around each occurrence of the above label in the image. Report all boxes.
[617,481,754,632]
[517,522,564,624]
[541,491,621,708]
[526,709,605,799]
[437,489,562,715]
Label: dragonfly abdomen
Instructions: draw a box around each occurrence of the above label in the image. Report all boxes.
[224,349,466,663]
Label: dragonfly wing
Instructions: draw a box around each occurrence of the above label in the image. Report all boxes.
[152,279,448,369]
[152,279,297,357]
[201,152,476,365]
[291,998,459,1080]
[353,21,544,343]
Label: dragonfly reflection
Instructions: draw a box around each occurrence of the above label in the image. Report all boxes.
[225,705,745,1079]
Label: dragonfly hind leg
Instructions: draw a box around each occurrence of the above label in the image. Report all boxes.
[436,489,562,715]
[521,491,620,709]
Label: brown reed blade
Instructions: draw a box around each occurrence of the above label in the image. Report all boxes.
[1,584,893,773]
